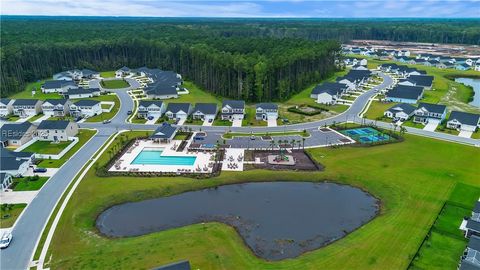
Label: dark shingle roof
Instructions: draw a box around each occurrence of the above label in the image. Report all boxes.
[401,75,434,87]
[417,102,447,114]
[448,111,480,126]
[468,235,480,251]
[222,100,245,110]
[150,122,177,139]
[152,260,191,270]
[0,98,11,105]
[459,260,480,270]
[0,122,34,141]
[386,85,423,100]
[138,100,164,108]
[140,68,181,97]
[256,103,278,110]
[13,99,41,106]
[43,80,77,89]
[0,148,33,171]
[311,82,347,96]
[467,219,480,233]
[74,100,100,106]
[44,99,69,106]
[166,103,191,114]
[65,88,100,95]
[386,103,417,115]
[474,201,480,214]
[193,103,217,115]
[37,120,71,130]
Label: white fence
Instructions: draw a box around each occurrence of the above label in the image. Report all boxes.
[14,137,79,160]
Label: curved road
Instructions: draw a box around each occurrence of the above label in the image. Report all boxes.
[1,72,478,270]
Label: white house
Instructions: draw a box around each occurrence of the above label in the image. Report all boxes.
[0,98,14,116]
[191,103,218,121]
[164,103,192,120]
[383,103,416,122]
[311,82,347,105]
[385,85,424,104]
[12,99,43,118]
[255,103,278,121]
[69,100,102,118]
[36,120,79,142]
[115,66,132,78]
[41,80,77,93]
[0,122,37,147]
[0,173,13,191]
[413,103,447,124]
[41,99,71,117]
[446,111,480,132]
[221,100,245,120]
[0,148,34,177]
[398,75,434,90]
[63,88,101,99]
[137,100,165,119]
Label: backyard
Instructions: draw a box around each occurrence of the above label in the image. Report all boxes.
[23,140,73,155]
[100,79,130,89]
[44,132,480,270]
[0,204,27,228]
[84,94,120,122]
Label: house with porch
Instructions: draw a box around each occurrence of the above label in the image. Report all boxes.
[0,98,14,117]
[0,122,37,147]
[0,173,13,191]
[255,103,278,121]
[458,235,480,270]
[41,80,77,93]
[150,122,178,143]
[63,88,101,99]
[383,103,416,122]
[142,68,182,100]
[446,111,480,132]
[12,99,43,118]
[165,103,192,121]
[385,85,424,104]
[137,100,165,119]
[42,99,72,117]
[413,103,447,124]
[456,63,471,71]
[0,148,34,177]
[221,100,245,121]
[191,103,218,121]
[69,100,102,118]
[36,120,79,142]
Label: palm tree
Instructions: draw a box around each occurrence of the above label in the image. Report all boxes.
[290,139,296,150]
[269,140,276,151]
[302,137,306,149]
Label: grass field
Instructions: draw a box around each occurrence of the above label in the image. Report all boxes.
[45,131,480,270]
[23,140,73,155]
[12,177,50,191]
[27,113,45,123]
[0,204,27,228]
[84,95,120,122]
[100,71,116,78]
[100,79,130,89]
[242,106,268,126]
[8,80,61,100]
[363,101,397,120]
[37,129,96,168]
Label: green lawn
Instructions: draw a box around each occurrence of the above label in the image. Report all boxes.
[175,81,221,104]
[242,106,268,126]
[213,118,232,126]
[23,140,73,155]
[100,71,116,78]
[12,177,50,191]
[84,94,120,122]
[0,204,27,228]
[131,117,147,124]
[402,120,425,129]
[184,117,204,125]
[364,101,397,120]
[471,131,480,139]
[173,133,189,140]
[37,129,97,168]
[4,115,20,122]
[27,113,45,123]
[9,79,63,100]
[100,79,130,89]
[45,132,480,270]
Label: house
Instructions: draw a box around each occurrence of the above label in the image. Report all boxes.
[0,98,14,116]
[221,100,245,120]
[41,99,71,117]
[0,148,34,177]
[398,75,434,90]
[115,66,132,78]
[191,103,218,121]
[384,103,417,121]
[69,100,102,118]
[0,122,37,147]
[153,260,191,270]
[78,69,100,79]
[53,71,74,81]
[12,99,43,118]
[413,103,447,124]
[63,88,101,99]
[137,100,165,119]
[255,103,278,121]
[53,69,100,81]
[336,70,372,90]
[456,63,471,71]
[41,80,77,93]
[142,68,182,99]
[413,59,427,65]
[164,103,192,120]
[311,82,347,105]
[150,122,178,143]
[446,111,480,132]
[459,235,480,270]
[385,85,424,104]
[0,173,13,191]
[36,120,79,142]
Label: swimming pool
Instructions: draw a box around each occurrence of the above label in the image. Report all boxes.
[131,148,196,165]
[340,127,391,143]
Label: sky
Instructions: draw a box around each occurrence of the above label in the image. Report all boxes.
[1,0,479,18]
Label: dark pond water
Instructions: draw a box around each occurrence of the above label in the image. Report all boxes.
[455,77,480,107]
[96,182,379,261]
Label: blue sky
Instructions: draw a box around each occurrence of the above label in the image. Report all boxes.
[2,0,479,18]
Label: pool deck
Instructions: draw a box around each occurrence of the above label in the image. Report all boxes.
[109,139,215,173]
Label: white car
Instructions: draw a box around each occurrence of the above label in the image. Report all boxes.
[0,232,12,249]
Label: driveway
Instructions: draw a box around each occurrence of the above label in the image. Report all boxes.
[145,116,160,125]
[267,118,277,127]
[0,191,38,204]
[177,118,187,125]
[202,118,213,126]
[15,115,34,123]
[23,167,59,177]
[32,114,50,123]
[232,118,242,127]
[423,119,440,132]
[458,130,473,138]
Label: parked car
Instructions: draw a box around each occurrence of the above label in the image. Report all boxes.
[208,118,213,123]
[127,110,132,115]
[75,116,83,122]
[147,116,154,120]
[33,167,47,173]
[103,119,111,124]
[0,232,12,249]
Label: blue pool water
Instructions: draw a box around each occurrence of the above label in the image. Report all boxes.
[131,149,196,165]
[340,127,391,143]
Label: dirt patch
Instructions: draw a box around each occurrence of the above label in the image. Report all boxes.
[245,150,323,171]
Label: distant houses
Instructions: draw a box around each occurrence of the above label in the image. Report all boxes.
[53,69,100,81]
[12,99,43,118]
[41,80,77,93]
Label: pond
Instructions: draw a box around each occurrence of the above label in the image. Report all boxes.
[455,77,480,107]
[96,182,379,261]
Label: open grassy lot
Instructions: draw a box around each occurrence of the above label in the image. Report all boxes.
[84,94,120,122]
[37,129,96,168]
[23,140,73,155]
[363,101,397,120]
[100,71,116,78]
[46,131,480,270]
[242,106,268,126]
[176,81,221,104]
[100,79,130,89]
[12,176,50,191]
[9,80,62,100]
[0,204,27,228]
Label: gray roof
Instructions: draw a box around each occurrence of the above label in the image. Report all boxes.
[193,103,217,115]
[401,75,434,87]
[386,85,423,100]
[81,69,98,77]
[150,122,177,139]
[386,103,416,115]
[459,260,480,270]
[475,202,480,214]
[37,120,71,130]
[312,82,347,96]
[417,102,447,114]
[13,99,41,106]
[0,98,11,105]
[0,148,33,171]
[0,172,12,185]
[256,103,278,110]
[222,100,245,110]
[139,68,181,97]
[469,235,480,252]
[449,111,480,126]
[467,219,480,233]
[118,66,130,72]
[138,100,164,108]
[166,103,191,114]
[65,88,100,95]
[0,122,34,141]
[43,80,77,89]
[152,260,191,270]
[74,100,100,106]
[44,99,69,106]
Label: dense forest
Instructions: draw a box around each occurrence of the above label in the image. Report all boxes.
[1,17,479,100]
